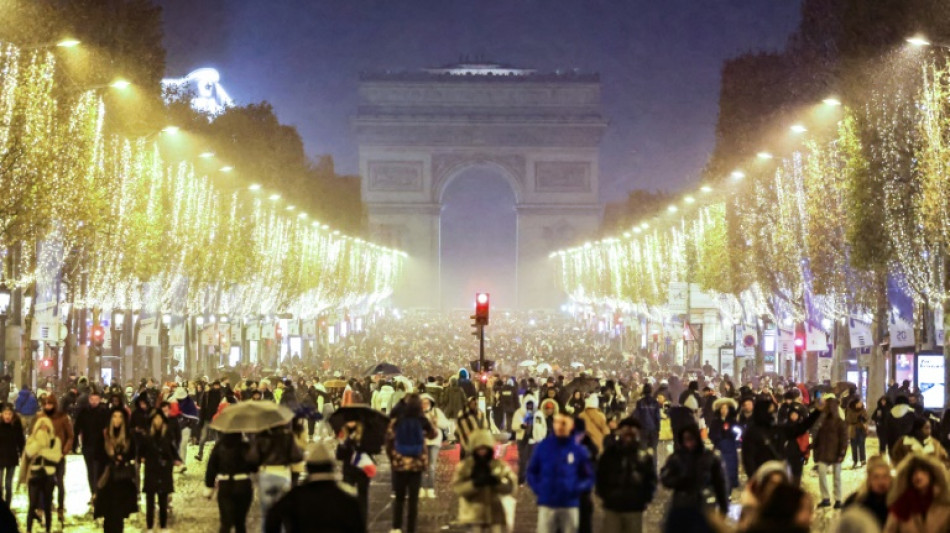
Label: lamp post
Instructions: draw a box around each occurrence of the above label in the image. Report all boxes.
[0,286,10,374]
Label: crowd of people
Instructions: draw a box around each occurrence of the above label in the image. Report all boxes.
[0,312,948,533]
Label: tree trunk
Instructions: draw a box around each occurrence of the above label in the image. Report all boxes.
[868,271,888,406]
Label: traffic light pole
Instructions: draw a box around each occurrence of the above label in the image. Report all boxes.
[478,324,485,372]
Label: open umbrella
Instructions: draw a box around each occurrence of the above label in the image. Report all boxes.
[323,379,347,389]
[570,361,585,368]
[561,376,602,403]
[364,362,401,376]
[536,363,553,374]
[518,360,537,367]
[209,401,294,433]
[329,405,391,454]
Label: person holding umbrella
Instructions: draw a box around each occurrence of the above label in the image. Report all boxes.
[204,432,259,533]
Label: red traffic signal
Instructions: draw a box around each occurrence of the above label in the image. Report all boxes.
[41,358,52,369]
[794,330,806,360]
[90,325,105,346]
[474,293,490,326]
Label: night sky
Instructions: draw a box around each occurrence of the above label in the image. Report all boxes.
[157,1,802,306]
[157,0,801,200]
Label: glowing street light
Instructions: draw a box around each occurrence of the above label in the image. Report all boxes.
[56,38,81,48]
[162,125,179,135]
[248,183,261,191]
[268,194,281,201]
[286,205,296,211]
[109,79,131,90]
[640,222,649,229]
[731,170,746,180]
[683,195,695,204]
[667,205,678,213]
[822,97,842,107]
[700,185,713,193]
[757,151,773,160]
[907,35,932,47]
[198,151,215,158]
[633,227,642,234]
[790,124,807,133]
[219,165,233,172]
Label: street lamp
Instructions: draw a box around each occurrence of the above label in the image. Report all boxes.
[55,38,80,48]
[822,97,842,107]
[906,35,950,50]
[109,79,131,90]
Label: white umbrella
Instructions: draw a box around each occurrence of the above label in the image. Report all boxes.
[570,361,585,368]
[536,363,553,374]
[518,360,537,367]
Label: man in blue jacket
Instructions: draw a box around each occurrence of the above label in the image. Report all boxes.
[527,411,594,533]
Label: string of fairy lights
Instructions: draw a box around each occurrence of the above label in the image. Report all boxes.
[0,43,405,320]
[551,52,950,330]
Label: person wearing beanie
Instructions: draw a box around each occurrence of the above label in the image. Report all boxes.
[578,394,610,454]
[842,455,891,528]
[264,441,364,533]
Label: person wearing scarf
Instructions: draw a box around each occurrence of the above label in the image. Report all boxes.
[885,453,950,532]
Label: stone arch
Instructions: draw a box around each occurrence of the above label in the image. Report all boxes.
[431,153,526,205]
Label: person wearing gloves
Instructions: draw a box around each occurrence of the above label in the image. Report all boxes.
[204,432,259,533]
[266,441,364,533]
[21,416,62,533]
[512,394,546,486]
[420,393,450,499]
[452,429,518,533]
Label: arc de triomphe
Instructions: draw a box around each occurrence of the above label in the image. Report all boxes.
[354,63,606,309]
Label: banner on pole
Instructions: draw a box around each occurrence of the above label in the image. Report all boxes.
[138,318,160,347]
[778,327,795,356]
[668,282,688,313]
[849,315,874,349]
[889,313,915,348]
[169,324,185,346]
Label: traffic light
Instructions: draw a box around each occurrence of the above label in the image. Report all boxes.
[41,358,52,369]
[474,293,490,326]
[794,332,806,360]
[90,325,105,347]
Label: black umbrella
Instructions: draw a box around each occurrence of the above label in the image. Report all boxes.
[560,376,601,403]
[329,405,391,454]
[364,362,401,376]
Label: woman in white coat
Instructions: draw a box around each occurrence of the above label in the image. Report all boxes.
[421,393,451,498]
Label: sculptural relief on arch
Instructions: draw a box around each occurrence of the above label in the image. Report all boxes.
[354,62,607,309]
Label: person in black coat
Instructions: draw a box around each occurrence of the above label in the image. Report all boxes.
[205,432,259,533]
[141,410,182,531]
[708,398,740,493]
[884,395,917,462]
[596,418,657,532]
[94,407,138,533]
[872,396,892,456]
[74,390,111,501]
[265,441,365,533]
[196,380,224,461]
[0,404,24,503]
[660,423,729,516]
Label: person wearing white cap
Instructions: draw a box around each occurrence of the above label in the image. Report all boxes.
[264,441,364,533]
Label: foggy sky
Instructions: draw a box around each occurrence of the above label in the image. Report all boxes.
[157,0,802,201]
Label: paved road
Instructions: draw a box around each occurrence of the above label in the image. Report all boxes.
[10,436,878,532]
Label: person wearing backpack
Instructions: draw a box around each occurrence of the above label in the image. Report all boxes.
[385,393,437,533]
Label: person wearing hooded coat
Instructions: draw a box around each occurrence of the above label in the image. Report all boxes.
[265,441,365,533]
[458,369,477,400]
[512,394,546,486]
[741,399,783,479]
[578,395,610,454]
[842,454,892,529]
[632,384,661,456]
[660,422,729,516]
[885,396,918,464]
[596,417,657,533]
[452,429,518,532]
[441,377,467,421]
[891,417,950,469]
[814,394,849,508]
[883,453,950,533]
[708,397,740,492]
[21,416,62,533]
